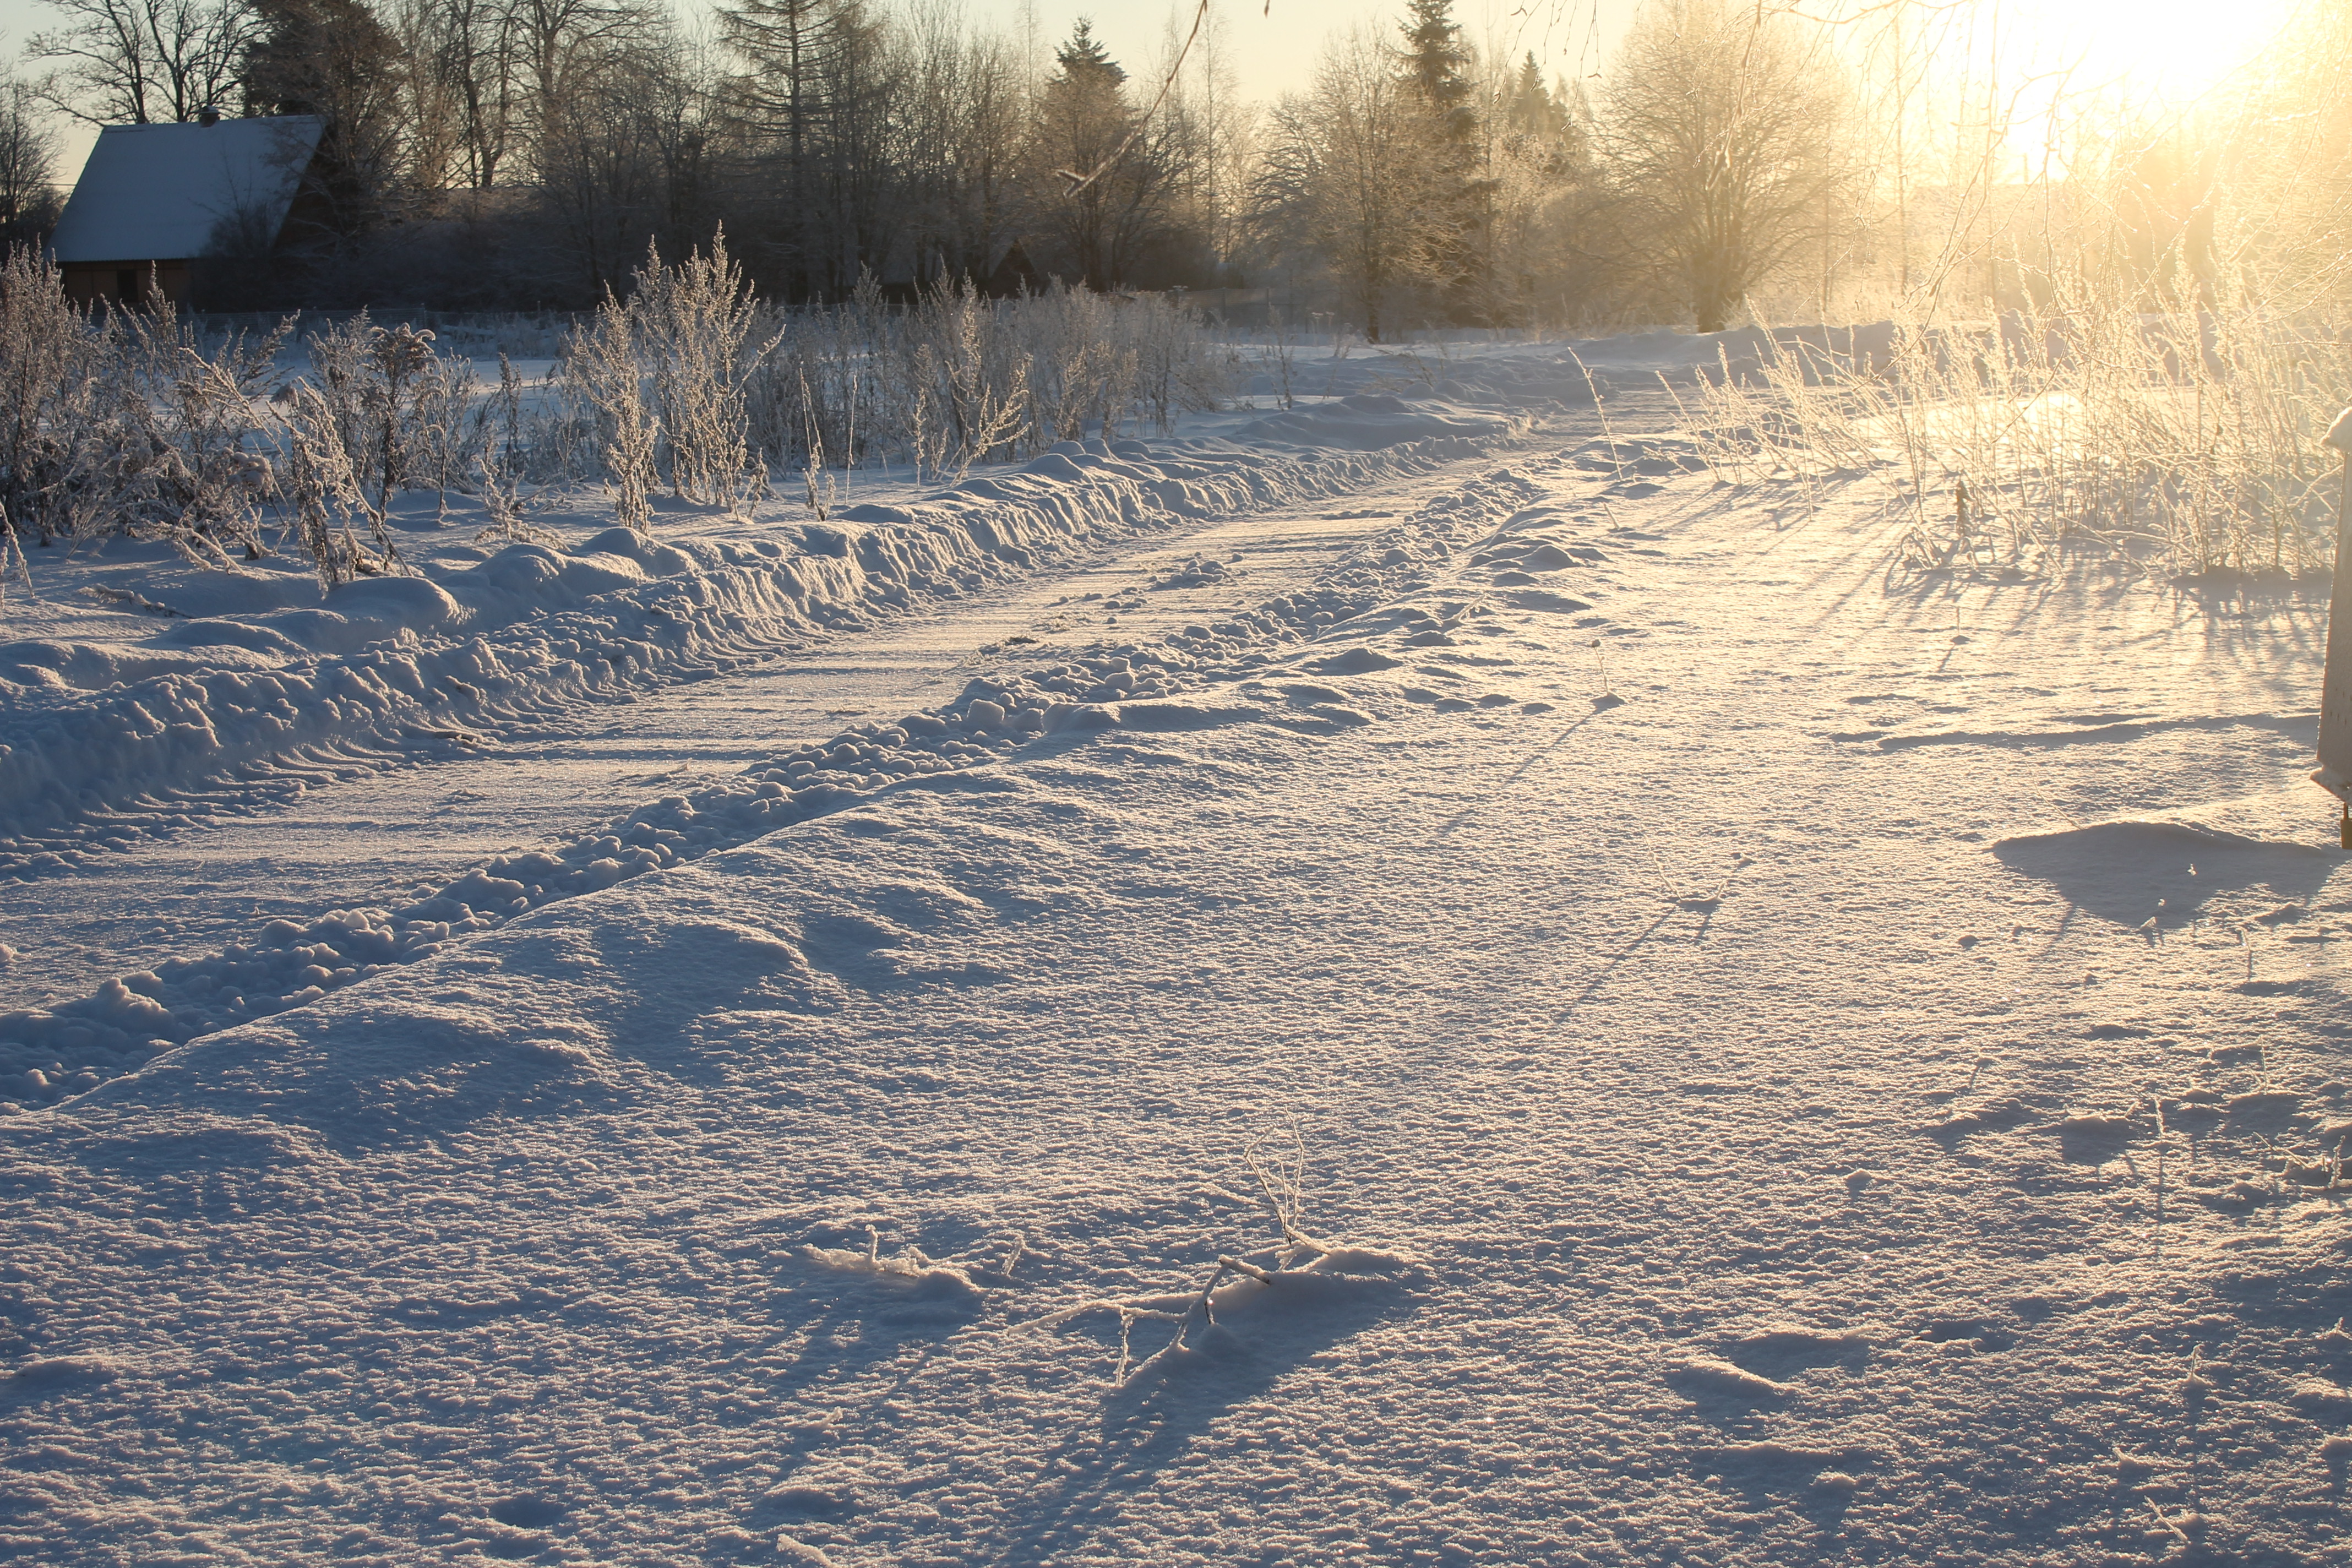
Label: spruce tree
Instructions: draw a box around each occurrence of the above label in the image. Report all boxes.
[1396,0,1485,321]
[1506,52,1565,139]
[1055,17,1125,85]
[1398,0,1474,144]
[1032,18,1173,291]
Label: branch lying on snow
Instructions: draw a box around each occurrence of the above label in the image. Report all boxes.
[1244,1119,1340,1256]
[796,1224,1036,1302]
[798,1226,988,1306]
[1019,1244,1424,1389]
[78,584,183,617]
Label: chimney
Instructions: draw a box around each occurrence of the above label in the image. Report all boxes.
[197,104,221,127]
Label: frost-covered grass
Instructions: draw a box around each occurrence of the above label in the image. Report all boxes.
[1681,298,2352,579]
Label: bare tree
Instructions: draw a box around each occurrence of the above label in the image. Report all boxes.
[896,1,1025,286]
[242,0,412,236]
[2222,0,2352,307]
[1598,0,1852,332]
[28,0,255,124]
[1166,1,1255,288]
[511,0,657,176]
[538,20,721,294]
[0,78,62,248]
[1251,27,1440,341]
[391,0,518,190]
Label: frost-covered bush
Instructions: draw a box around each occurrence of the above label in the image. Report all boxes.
[743,271,1235,483]
[0,249,284,565]
[560,236,772,528]
[0,236,1242,571]
[0,248,105,548]
[540,250,1237,525]
[296,315,483,514]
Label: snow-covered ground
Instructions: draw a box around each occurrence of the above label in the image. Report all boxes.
[4,340,2351,1567]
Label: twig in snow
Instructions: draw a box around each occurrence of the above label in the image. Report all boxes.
[1,507,38,611]
[1243,1120,1335,1259]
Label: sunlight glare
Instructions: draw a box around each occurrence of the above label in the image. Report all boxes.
[2014,0,2303,101]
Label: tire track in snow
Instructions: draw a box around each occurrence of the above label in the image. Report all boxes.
[0,454,1569,1112]
[0,429,1513,880]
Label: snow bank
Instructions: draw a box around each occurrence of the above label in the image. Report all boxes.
[0,454,1554,1106]
[0,422,1518,877]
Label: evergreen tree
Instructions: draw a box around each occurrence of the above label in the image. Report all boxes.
[1397,0,1472,143]
[1505,52,1564,140]
[242,0,412,238]
[1054,17,1123,87]
[1396,0,1484,320]
[1028,17,1173,291]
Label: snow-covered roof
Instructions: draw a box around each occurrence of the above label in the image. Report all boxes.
[49,115,325,264]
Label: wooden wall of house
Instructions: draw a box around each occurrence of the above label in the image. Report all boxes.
[62,262,192,306]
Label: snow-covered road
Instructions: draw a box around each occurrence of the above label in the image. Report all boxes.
[0,450,1509,1019]
[8,418,2352,1567]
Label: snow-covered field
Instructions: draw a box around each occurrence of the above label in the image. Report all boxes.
[4,337,2350,1566]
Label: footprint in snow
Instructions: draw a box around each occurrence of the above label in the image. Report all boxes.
[1694,1441,1872,1511]
[1723,1325,1870,1382]
[2054,1111,2143,1164]
[1923,1097,2034,1144]
[1915,1317,2016,1353]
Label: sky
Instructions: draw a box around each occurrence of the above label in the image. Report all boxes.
[989,0,1624,103]
[0,0,2312,187]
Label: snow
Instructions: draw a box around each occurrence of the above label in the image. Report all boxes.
[0,418,1505,879]
[6,341,2352,1566]
[48,116,326,264]
[1233,324,1904,412]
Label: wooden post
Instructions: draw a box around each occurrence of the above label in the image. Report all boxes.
[2318,411,2352,832]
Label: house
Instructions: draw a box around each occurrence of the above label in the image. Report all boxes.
[48,112,326,307]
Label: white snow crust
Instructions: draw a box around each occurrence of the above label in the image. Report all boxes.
[3,345,2351,1567]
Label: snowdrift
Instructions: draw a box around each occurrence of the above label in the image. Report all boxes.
[0,447,1551,1099]
[0,419,1515,878]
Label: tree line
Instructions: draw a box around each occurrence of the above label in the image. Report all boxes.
[5,0,2343,333]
